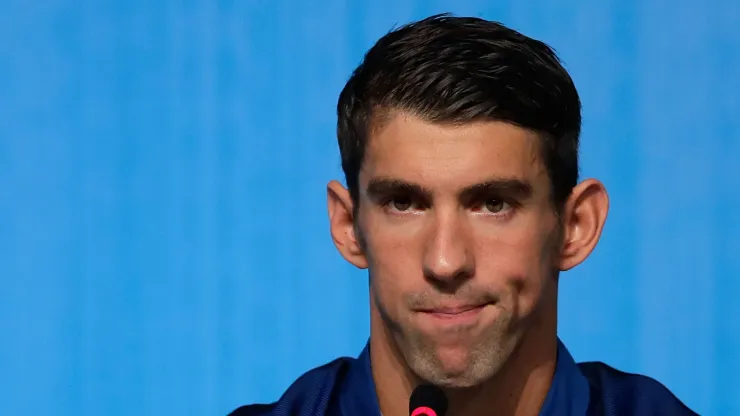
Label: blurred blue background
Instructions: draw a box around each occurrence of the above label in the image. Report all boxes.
[1,0,738,415]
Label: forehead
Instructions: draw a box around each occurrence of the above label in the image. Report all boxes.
[362,113,546,189]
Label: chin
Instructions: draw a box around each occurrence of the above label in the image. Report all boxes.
[409,344,494,388]
[435,377,482,389]
[420,365,488,389]
[435,344,473,369]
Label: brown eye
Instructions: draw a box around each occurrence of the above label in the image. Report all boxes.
[391,198,413,211]
[485,199,506,213]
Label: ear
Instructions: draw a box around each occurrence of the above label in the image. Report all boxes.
[558,178,609,271]
[327,180,368,269]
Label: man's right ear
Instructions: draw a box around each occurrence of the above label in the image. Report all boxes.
[327,180,368,269]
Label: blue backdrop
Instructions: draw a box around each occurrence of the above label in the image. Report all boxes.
[1,1,738,415]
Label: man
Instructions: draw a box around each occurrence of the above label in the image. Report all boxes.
[232,14,697,416]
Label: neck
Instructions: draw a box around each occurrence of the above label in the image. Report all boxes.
[370,294,558,416]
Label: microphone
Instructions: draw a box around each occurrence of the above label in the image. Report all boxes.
[409,384,448,416]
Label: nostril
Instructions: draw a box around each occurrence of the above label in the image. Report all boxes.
[422,265,473,293]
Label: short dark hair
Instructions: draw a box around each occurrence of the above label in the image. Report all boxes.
[336,13,581,210]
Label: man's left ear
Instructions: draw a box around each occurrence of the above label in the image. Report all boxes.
[558,178,609,271]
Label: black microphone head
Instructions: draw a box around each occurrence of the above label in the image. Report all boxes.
[409,384,448,416]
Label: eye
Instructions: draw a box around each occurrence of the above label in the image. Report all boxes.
[483,199,509,213]
[389,198,413,212]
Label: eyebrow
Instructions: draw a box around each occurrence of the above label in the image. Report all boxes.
[365,178,433,201]
[364,176,533,202]
[459,178,533,201]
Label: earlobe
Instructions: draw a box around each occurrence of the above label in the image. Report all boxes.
[558,179,609,271]
[327,180,369,269]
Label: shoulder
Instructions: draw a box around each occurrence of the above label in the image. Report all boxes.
[578,361,698,416]
[228,356,354,416]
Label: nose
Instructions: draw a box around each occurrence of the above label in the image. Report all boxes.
[422,210,474,289]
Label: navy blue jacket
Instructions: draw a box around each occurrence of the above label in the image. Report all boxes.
[230,340,698,415]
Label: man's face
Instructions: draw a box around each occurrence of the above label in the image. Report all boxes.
[356,113,561,388]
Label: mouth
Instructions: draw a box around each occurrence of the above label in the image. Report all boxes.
[416,303,490,326]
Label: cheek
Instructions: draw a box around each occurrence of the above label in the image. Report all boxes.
[364,219,423,310]
[475,221,556,313]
